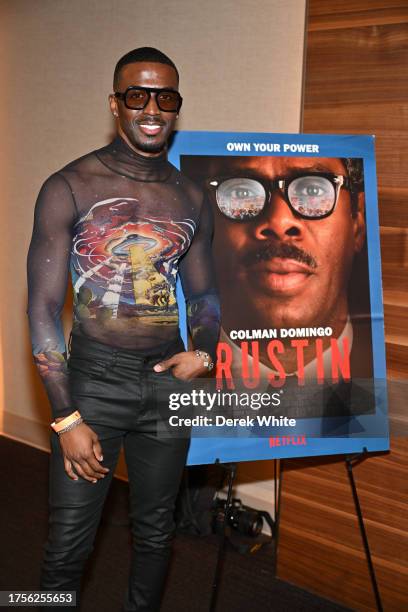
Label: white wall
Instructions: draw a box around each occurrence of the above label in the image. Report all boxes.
[0,0,306,513]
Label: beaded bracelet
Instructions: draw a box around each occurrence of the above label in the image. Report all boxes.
[57,417,84,436]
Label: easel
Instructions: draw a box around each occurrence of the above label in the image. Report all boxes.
[209,450,384,612]
[209,458,280,612]
[209,460,236,612]
[344,449,383,612]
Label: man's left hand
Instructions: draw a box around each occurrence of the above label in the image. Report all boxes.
[153,351,210,381]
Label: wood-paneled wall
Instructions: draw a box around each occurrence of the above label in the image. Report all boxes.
[277,2,408,610]
[278,441,408,611]
[301,0,408,378]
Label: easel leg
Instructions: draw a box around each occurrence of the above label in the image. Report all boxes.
[272,459,282,578]
[345,454,383,612]
[209,462,237,612]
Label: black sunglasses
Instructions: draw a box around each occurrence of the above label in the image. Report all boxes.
[114,86,183,113]
[206,172,352,221]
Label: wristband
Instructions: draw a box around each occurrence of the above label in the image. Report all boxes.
[51,410,82,433]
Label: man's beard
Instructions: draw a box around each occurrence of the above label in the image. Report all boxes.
[127,118,169,155]
[128,133,167,154]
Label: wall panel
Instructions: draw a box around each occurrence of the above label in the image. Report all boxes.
[0,0,306,510]
[277,2,408,610]
[0,0,306,437]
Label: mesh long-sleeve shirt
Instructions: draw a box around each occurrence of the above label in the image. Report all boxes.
[27,136,220,418]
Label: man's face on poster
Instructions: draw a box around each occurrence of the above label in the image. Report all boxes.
[204,156,366,337]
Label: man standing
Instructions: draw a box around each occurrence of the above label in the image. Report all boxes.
[27,47,220,610]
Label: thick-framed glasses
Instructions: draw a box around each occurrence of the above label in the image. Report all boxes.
[114,86,183,112]
[206,173,352,221]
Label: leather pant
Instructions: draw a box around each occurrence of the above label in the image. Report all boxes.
[40,333,190,611]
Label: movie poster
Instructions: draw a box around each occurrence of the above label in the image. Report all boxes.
[168,132,389,464]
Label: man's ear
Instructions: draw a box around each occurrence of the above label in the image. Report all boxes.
[109,94,119,118]
[353,191,366,253]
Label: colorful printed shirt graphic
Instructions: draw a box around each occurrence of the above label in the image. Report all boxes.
[27,137,220,418]
[72,199,193,327]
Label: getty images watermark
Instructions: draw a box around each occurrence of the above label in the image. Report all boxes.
[164,387,297,429]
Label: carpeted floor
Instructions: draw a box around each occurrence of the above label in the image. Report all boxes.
[0,436,351,611]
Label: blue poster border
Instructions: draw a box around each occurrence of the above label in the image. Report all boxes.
[169,131,389,465]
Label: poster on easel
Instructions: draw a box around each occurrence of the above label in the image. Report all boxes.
[168,131,389,464]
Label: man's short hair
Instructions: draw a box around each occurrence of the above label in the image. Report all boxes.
[113,47,179,89]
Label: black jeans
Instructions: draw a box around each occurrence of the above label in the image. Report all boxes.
[40,333,190,611]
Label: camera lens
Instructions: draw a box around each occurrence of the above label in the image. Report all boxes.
[237,511,263,537]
